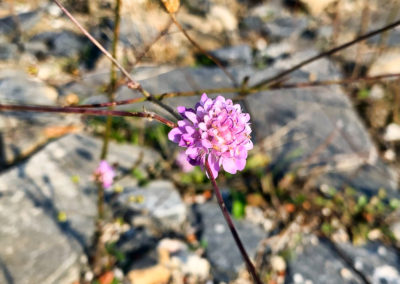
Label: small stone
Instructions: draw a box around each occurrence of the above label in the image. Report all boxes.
[368,229,382,241]
[214,223,226,234]
[210,5,237,32]
[158,238,187,253]
[354,259,363,270]
[373,265,400,284]
[340,268,353,280]
[271,255,286,272]
[182,255,210,280]
[369,85,385,100]
[377,246,387,256]
[294,273,304,283]
[84,271,94,282]
[384,149,396,161]
[390,222,400,241]
[384,123,400,142]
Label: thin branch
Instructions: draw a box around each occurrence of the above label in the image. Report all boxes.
[204,159,262,284]
[53,0,180,120]
[131,19,173,67]
[169,13,238,87]
[69,72,400,110]
[0,104,177,128]
[252,18,400,89]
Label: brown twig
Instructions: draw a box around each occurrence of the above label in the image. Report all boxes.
[204,158,263,284]
[168,13,238,87]
[0,104,177,128]
[251,18,400,90]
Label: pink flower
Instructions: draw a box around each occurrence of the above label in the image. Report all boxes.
[176,151,195,173]
[94,160,115,188]
[168,93,253,178]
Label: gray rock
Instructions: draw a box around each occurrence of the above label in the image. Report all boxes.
[0,43,18,60]
[0,133,161,284]
[337,242,400,283]
[0,10,42,36]
[29,30,86,57]
[193,201,265,282]
[183,0,211,15]
[115,179,187,232]
[0,70,81,166]
[286,238,363,284]
[210,45,253,66]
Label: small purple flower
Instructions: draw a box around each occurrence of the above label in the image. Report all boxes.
[168,93,253,178]
[94,160,115,189]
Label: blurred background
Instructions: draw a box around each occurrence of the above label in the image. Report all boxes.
[1,0,400,283]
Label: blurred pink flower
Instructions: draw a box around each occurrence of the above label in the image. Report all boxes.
[94,160,115,188]
[168,93,253,178]
[176,151,195,172]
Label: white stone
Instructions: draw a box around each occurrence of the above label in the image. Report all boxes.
[340,268,353,279]
[271,255,286,272]
[370,85,385,100]
[294,273,304,283]
[369,52,400,76]
[384,123,400,142]
[373,265,400,284]
[299,0,336,15]
[384,149,396,161]
[182,255,210,280]
[390,222,400,242]
[210,5,237,32]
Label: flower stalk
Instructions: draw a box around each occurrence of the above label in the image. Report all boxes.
[205,158,262,284]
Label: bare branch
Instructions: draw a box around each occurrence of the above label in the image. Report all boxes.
[0,104,177,128]
[252,18,400,90]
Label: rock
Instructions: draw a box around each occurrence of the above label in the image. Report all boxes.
[299,0,337,14]
[209,5,238,32]
[210,44,252,66]
[115,179,187,232]
[390,221,400,242]
[263,17,308,41]
[384,123,400,142]
[29,30,87,58]
[0,133,160,283]
[369,84,385,100]
[337,242,400,283]
[286,237,362,283]
[192,201,265,282]
[0,70,82,166]
[0,10,42,36]
[0,43,18,60]
[369,51,400,76]
[183,0,211,15]
[270,255,286,272]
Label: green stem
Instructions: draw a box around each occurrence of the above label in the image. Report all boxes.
[100,0,121,160]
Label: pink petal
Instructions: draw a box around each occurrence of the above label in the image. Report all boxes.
[222,157,237,174]
[207,154,220,179]
[168,128,182,143]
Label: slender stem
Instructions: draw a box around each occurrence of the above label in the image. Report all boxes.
[101,0,122,160]
[0,104,177,128]
[204,159,262,284]
[169,13,238,87]
[252,18,400,89]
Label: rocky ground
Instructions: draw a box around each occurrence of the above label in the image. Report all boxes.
[1,0,400,283]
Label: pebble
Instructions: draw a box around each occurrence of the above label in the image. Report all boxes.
[384,123,400,142]
[294,273,304,283]
[271,255,286,272]
[340,268,353,280]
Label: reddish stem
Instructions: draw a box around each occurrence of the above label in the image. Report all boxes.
[204,159,263,284]
[0,104,177,128]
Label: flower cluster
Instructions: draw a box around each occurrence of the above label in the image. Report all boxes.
[94,160,115,189]
[168,93,253,178]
